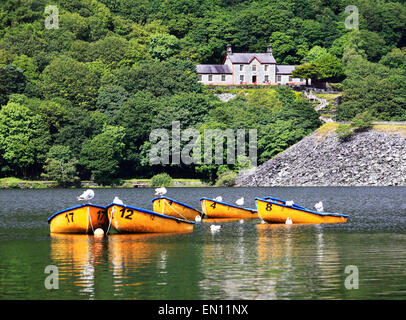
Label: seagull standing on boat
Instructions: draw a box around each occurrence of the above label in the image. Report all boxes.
[155,187,167,196]
[195,215,202,223]
[77,189,94,202]
[214,196,222,202]
[285,200,294,206]
[314,201,324,212]
[113,196,124,205]
[236,197,244,206]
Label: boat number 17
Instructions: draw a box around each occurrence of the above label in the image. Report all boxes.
[65,212,74,223]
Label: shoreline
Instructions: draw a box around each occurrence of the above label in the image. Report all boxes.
[0,178,208,189]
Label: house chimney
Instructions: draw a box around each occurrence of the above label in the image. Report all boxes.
[267,45,272,54]
[226,44,232,55]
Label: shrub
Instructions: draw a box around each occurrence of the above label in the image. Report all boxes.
[351,111,374,131]
[336,124,354,141]
[215,170,237,187]
[151,173,173,187]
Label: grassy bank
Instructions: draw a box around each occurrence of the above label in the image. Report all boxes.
[0,177,207,189]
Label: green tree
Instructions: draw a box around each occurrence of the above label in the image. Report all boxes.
[42,145,79,186]
[80,125,126,185]
[0,102,50,177]
[0,65,27,106]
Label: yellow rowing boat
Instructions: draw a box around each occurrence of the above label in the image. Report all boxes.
[256,197,349,224]
[106,203,194,234]
[200,197,258,219]
[48,204,108,234]
[152,196,203,221]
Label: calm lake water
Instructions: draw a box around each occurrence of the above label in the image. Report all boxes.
[1,187,406,300]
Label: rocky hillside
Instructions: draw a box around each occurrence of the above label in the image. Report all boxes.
[237,124,406,186]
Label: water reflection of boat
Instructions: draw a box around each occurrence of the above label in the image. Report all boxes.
[152,196,203,221]
[50,234,105,298]
[200,197,258,219]
[48,204,108,234]
[106,203,195,234]
[256,197,348,224]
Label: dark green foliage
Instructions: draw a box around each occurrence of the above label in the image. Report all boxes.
[0,0,404,182]
[80,125,126,185]
[0,65,27,106]
[42,145,79,186]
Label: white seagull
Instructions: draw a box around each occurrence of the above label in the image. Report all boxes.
[214,196,222,202]
[314,201,324,213]
[155,187,167,196]
[285,217,293,225]
[195,215,202,223]
[236,197,244,206]
[77,189,94,202]
[113,196,124,205]
[210,225,221,232]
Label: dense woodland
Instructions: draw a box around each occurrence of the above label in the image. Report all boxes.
[0,0,405,185]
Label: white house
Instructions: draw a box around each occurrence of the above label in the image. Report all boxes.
[196,44,307,86]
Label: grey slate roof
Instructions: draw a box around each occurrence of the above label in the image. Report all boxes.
[276,65,296,74]
[227,53,276,64]
[196,64,232,74]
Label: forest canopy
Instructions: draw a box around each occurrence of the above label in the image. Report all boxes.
[0,0,405,184]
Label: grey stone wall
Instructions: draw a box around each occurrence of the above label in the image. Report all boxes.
[236,128,406,186]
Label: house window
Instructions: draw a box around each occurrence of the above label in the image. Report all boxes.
[221,74,226,81]
[289,76,292,82]
[252,65,256,71]
[198,75,202,81]
[240,65,244,71]
[277,75,281,82]
[240,75,244,82]
[264,75,269,82]
[208,75,213,81]
[264,65,268,71]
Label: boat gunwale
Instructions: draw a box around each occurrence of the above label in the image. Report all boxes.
[255,197,349,218]
[47,203,106,223]
[152,196,201,212]
[106,203,195,224]
[200,197,257,213]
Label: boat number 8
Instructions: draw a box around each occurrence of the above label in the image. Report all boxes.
[266,203,272,211]
[120,208,134,220]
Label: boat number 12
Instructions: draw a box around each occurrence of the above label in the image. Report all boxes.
[120,208,134,220]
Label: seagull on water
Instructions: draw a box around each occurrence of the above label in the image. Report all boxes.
[77,189,94,202]
[285,217,293,225]
[210,225,221,232]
